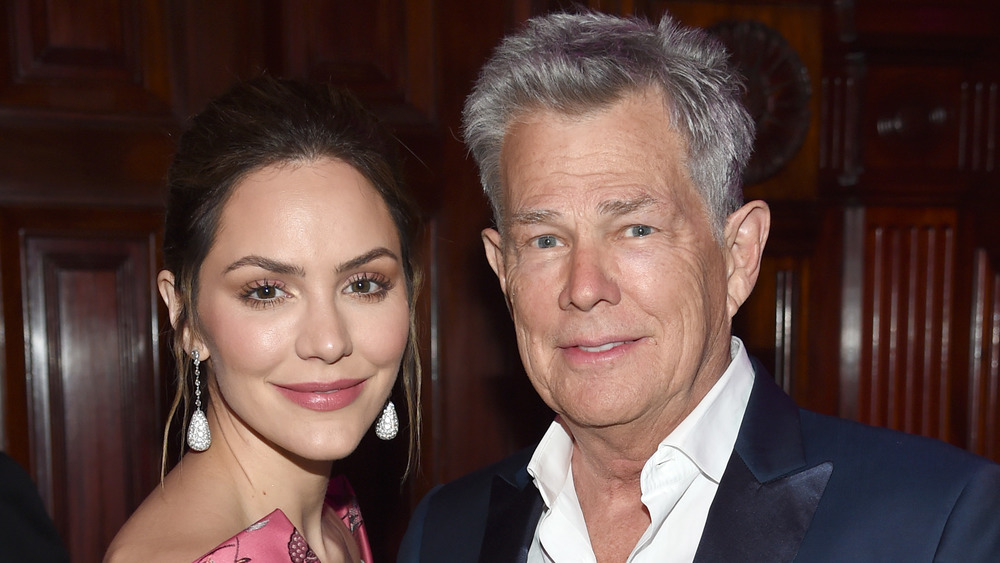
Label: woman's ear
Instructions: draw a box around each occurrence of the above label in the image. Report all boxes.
[157,270,183,329]
[723,200,771,318]
[157,270,209,359]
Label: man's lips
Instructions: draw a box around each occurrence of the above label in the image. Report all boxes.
[562,336,638,351]
[273,379,366,411]
[560,338,641,362]
[575,340,631,353]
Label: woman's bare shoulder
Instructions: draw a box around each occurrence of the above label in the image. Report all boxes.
[105,467,237,562]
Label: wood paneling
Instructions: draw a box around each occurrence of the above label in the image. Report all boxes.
[0,0,176,206]
[1,0,172,114]
[820,55,865,186]
[852,208,956,439]
[969,250,1000,459]
[0,208,163,561]
[275,0,435,123]
[959,80,999,174]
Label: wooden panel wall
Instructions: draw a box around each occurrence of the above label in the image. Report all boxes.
[854,208,956,439]
[969,250,1000,460]
[0,208,162,561]
[0,0,175,206]
[23,230,160,561]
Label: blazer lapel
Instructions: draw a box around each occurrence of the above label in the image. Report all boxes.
[694,454,831,562]
[479,465,544,563]
[695,364,832,562]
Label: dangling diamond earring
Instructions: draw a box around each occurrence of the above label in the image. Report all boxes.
[375,400,398,440]
[186,349,211,451]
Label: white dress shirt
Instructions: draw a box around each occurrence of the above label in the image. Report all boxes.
[526,337,755,563]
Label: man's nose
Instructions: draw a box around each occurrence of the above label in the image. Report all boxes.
[558,242,621,311]
[295,298,353,363]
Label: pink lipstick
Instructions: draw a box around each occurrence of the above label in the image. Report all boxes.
[274,379,365,412]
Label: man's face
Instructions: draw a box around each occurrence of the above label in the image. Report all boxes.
[483,90,742,433]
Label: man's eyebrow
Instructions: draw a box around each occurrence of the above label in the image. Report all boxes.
[509,195,657,226]
[336,247,399,273]
[509,209,560,226]
[597,195,657,216]
[223,255,304,276]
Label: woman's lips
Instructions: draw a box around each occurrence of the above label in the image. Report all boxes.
[273,379,366,412]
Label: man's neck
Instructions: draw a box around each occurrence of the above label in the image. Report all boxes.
[569,431,650,563]
[563,364,721,484]
[561,357,726,562]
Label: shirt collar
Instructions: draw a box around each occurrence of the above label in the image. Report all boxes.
[527,337,755,506]
[646,337,754,486]
[527,417,573,508]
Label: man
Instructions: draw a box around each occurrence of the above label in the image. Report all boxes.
[399,10,1000,562]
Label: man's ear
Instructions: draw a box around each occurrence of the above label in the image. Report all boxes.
[157,270,210,360]
[482,227,511,300]
[723,200,771,318]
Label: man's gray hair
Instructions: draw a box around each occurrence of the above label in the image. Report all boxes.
[462,10,755,238]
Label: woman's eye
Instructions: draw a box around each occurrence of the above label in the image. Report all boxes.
[348,279,378,294]
[345,274,392,301]
[241,282,287,306]
[533,235,559,249]
[627,225,654,237]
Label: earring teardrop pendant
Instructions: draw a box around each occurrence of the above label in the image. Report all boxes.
[187,409,211,451]
[375,401,398,440]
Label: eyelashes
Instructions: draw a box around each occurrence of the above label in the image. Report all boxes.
[238,273,394,310]
[239,279,288,310]
[343,272,394,302]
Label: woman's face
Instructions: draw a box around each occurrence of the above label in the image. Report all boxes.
[180,157,409,461]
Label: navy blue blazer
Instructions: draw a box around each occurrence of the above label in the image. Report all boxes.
[398,366,1000,562]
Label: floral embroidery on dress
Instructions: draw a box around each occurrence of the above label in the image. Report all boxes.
[286,529,319,563]
[191,475,372,563]
[195,537,251,563]
[245,519,269,533]
[343,503,363,534]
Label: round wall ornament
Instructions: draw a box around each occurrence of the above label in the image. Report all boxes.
[708,19,812,186]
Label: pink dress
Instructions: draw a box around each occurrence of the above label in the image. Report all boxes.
[193,475,374,563]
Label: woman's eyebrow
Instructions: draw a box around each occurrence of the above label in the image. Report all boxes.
[223,255,304,276]
[336,247,399,273]
[223,248,399,277]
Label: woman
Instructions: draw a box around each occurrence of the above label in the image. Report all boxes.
[105,76,421,562]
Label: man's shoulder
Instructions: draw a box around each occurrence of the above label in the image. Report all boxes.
[797,408,998,481]
[424,445,535,509]
[787,409,1000,560]
[398,446,539,562]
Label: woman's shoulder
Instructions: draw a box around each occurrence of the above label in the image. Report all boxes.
[104,470,240,562]
[105,498,231,562]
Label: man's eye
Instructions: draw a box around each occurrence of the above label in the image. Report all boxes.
[533,235,559,249]
[627,225,654,237]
